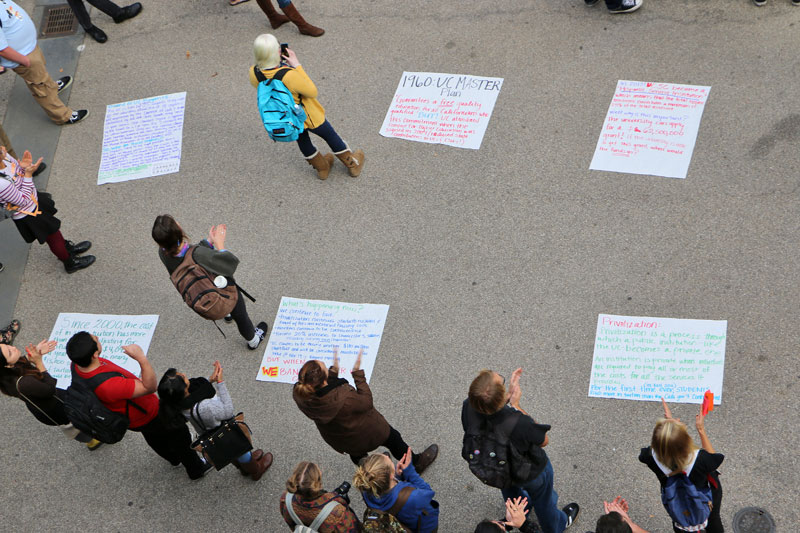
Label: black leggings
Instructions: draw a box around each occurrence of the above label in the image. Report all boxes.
[230,288,256,340]
[131,416,207,479]
[349,426,415,465]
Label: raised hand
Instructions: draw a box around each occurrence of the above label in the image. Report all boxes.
[396,446,412,477]
[331,347,340,372]
[504,496,529,527]
[352,348,363,372]
[122,344,145,360]
[35,339,57,356]
[661,397,674,420]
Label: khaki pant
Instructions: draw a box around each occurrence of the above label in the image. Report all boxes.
[0,123,17,158]
[12,46,73,124]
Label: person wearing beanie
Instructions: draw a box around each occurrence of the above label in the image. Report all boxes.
[249,33,366,180]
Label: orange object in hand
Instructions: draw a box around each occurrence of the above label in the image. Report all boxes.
[702,390,714,415]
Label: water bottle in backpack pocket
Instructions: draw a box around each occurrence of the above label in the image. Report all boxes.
[254,66,306,142]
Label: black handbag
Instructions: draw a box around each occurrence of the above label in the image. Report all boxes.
[190,407,254,470]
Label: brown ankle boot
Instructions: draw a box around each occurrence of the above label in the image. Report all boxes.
[240,450,273,481]
[335,148,366,177]
[306,151,334,179]
[255,0,290,28]
[281,3,324,36]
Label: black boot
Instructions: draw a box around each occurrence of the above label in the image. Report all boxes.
[113,2,142,23]
[63,255,96,273]
[65,240,92,255]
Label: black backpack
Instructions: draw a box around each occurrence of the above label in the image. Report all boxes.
[462,403,545,489]
[63,364,146,444]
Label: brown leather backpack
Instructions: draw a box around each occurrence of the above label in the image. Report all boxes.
[170,246,237,321]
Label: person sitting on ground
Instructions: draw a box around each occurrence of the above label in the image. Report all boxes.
[594,497,649,533]
[250,34,365,180]
[474,496,540,532]
[639,399,723,533]
[354,448,439,533]
[1,147,95,273]
[157,361,273,481]
[293,347,439,471]
[279,461,360,532]
[0,339,101,450]
[152,214,268,349]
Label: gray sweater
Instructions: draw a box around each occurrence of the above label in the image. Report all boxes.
[184,382,235,432]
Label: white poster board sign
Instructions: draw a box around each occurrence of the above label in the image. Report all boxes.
[588,314,726,404]
[590,81,710,179]
[257,297,389,385]
[98,92,187,184]
[379,71,503,149]
[44,313,160,388]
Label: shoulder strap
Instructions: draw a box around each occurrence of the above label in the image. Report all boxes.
[308,499,340,531]
[388,486,415,517]
[16,376,60,425]
[284,493,304,527]
[272,67,292,82]
[253,65,267,83]
[71,364,148,414]
[190,402,208,432]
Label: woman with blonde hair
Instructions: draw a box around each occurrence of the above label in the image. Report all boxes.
[279,461,360,531]
[249,33,365,180]
[353,449,439,532]
[639,398,724,533]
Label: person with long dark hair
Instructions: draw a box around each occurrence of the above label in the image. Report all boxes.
[158,361,273,480]
[151,214,267,349]
[293,348,438,471]
[0,338,100,449]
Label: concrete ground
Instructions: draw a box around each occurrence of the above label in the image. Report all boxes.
[1,0,798,531]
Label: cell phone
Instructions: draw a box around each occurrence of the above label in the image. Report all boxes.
[280,43,289,57]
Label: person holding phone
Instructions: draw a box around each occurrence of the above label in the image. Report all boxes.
[639,398,724,533]
[293,347,439,471]
[1,147,95,273]
[250,33,366,180]
[0,338,101,450]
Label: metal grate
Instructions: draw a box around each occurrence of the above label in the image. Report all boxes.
[39,4,78,38]
[733,507,776,533]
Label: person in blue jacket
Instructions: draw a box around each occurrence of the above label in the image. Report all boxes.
[353,447,439,532]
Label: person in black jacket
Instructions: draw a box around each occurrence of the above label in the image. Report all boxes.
[151,214,267,349]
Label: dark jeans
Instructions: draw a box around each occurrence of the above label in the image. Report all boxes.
[296,120,347,158]
[349,426,412,465]
[66,0,122,28]
[130,415,206,479]
[501,459,566,533]
[230,288,256,340]
[671,481,723,533]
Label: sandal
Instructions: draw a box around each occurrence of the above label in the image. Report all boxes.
[228,0,250,5]
[1,319,21,344]
[0,329,12,344]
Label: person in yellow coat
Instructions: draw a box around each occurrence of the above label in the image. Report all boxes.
[250,33,365,180]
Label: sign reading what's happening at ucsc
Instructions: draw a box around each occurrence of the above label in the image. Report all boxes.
[257,297,389,386]
[380,71,503,150]
[589,314,726,404]
[45,313,160,388]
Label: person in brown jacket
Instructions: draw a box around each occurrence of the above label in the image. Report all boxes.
[293,348,439,471]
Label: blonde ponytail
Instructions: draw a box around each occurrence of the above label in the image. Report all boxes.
[353,454,393,498]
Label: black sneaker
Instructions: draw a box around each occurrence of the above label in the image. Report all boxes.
[32,162,47,177]
[584,0,600,4]
[247,321,268,350]
[793,0,800,6]
[65,240,92,255]
[63,254,96,273]
[752,0,766,4]
[56,76,72,93]
[563,503,580,529]
[66,110,89,124]
[113,2,142,23]
[609,0,643,12]
[223,314,233,323]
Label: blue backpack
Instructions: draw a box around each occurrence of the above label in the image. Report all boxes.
[253,66,306,142]
[661,472,713,529]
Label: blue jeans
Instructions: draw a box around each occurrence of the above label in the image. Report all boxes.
[296,119,348,158]
[501,459,567,533]
[277,0,291,7]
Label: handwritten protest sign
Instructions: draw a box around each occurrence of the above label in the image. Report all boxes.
[98,92,186,184]
[44,313,159,388]
[379,71,503,149]
[257,297,389,386]
[588,314,726,404]
[590,81,710,179]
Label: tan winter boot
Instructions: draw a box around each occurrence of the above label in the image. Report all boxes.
[255,0,290,28]
[306,150,334,180]
[335,147,366,177]
[281,3,324,37]
[239,449,273,481]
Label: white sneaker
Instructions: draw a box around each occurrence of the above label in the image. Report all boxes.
[247,321,268,350]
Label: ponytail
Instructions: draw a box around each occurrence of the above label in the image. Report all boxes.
[353,454,393,498]
[295,360,327,400]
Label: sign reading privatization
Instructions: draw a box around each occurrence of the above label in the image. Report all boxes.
[588,314,726,404]
[380,71,503,150]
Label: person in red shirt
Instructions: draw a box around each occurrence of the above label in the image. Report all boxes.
[66,331,210,479]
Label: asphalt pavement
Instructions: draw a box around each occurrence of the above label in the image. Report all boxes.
[1,0,798,531]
